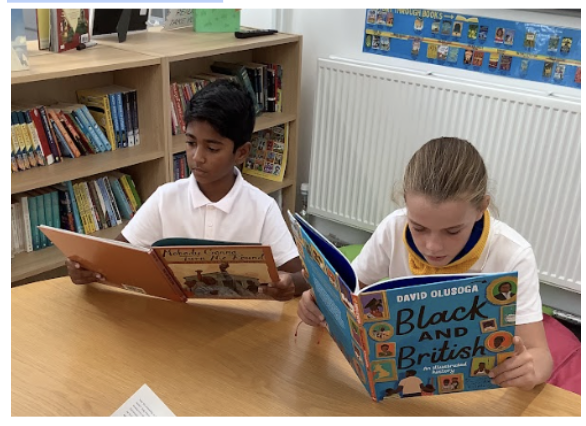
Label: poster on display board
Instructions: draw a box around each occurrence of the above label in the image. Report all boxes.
[363,9,581,89]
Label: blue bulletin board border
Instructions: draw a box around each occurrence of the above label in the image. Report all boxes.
[363,9,581,89]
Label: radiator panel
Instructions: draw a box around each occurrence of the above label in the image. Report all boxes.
[308,58,581,292]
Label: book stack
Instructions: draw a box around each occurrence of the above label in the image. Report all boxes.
[76,85,140,149]
[10,92,140,173]
[10,173,142,256]
[172,152,190,181]
[169,61,283,135]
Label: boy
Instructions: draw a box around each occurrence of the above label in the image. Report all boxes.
[67,79,309,301]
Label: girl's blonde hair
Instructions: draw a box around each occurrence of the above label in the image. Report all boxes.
[399,137,490,211]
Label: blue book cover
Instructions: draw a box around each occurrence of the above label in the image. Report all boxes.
[288,212,518,402]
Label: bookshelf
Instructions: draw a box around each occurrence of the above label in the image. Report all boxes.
[11,30,302,284]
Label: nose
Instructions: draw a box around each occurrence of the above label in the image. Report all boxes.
[191,145,206,165]
[425,233,443,254]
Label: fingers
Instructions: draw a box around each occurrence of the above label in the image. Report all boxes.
[297,289,327,328]
[65,258,104,285]
[489,336,535,390]
[259,272,295,301]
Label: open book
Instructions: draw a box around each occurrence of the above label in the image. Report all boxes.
[39,225,280,302]
[288,212,518,402]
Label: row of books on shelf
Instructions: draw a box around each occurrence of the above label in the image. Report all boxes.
[11,172,142,257]
[11,85,139,173]
[170,60,282,135]
[172,152,190,181]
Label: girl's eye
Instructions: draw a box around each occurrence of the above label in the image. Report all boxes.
[412,227,426,233]
[186,141,195,146]
[446,229,461,235]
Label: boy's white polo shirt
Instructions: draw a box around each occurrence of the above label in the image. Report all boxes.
[122,167,298,267]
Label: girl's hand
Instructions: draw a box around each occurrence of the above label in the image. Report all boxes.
[488,336,538,390]
[297,289,327,328]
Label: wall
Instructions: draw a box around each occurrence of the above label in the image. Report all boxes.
[279,9,581,316]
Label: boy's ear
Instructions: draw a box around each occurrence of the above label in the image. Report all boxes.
[234,141,251,165]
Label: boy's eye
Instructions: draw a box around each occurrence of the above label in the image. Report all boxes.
[208,147,220,152]
[186,141,195,146]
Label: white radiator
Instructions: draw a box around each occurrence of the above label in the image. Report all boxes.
[308,58,581,293]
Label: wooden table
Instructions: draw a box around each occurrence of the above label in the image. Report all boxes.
[12,278,581,416]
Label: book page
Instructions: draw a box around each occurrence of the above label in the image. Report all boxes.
[112,384,175,417]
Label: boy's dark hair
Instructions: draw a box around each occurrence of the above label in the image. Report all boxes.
[184,79,256,152]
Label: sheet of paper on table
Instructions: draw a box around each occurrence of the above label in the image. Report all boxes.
[111,383,176,417]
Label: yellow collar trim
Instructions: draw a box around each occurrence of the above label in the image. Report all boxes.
[404,210,490,275]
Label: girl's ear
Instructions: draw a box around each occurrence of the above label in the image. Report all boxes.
[234,141,251,165]
[477,195,490,220]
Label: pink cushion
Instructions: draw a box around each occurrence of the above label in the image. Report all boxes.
[543,314,581,395]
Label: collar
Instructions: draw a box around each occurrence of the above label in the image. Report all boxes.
[189,167,243,213]
[403,210,491,275]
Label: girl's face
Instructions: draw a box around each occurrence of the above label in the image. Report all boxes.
[405,193,485,267]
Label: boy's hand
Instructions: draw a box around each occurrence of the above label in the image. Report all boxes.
[65,258,105,285]
[258,271,295,301]
[488,336,538,390]
[297,289,327,328]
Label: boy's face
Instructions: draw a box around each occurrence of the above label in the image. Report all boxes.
[185,120,250,188]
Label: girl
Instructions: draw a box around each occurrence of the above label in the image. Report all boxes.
[297,137,552,391]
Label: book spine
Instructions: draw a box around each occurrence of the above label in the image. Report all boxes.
[27,195,41,250]
[72,182,91,234]
[130,90,140,145]
[170,83,186,134]
[109,177,133,219]
[48,109,81,157]
[80,104,111,151]
[17,111,38,168]
[34,194,49,248]
[122,92,135,147]
[50,118,74,158]
[72,108,101,153]
[95,179,116,228]
[19,196,34,252]
[64,112,93,155]
[43,192,55,245]
[38,106,62,162]
[11,111,31,170]
[24,109,47,166]
[57,186,76,231]
[123,174,142,209]
[84,180,104,230]
[107,93,121,149]
[30,107,54,165]
[101,176,122,226]
[90,179,109,228]
[65,180,84,234]
[57,110,87,156]
[119,175,138,212]
[115,92,127,148]
[10,117,23,172]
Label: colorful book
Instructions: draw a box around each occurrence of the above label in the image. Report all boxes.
[288,212,518,402]
[49,9,90,53]
[39,226,281,302]
[243,124,288,182]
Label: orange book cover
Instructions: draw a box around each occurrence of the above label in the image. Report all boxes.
[38,226,280,302]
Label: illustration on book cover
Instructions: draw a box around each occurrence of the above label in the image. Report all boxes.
[288,211,518,402]
[152,246,279,299]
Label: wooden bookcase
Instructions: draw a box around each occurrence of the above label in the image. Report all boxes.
[11,30,302,284]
